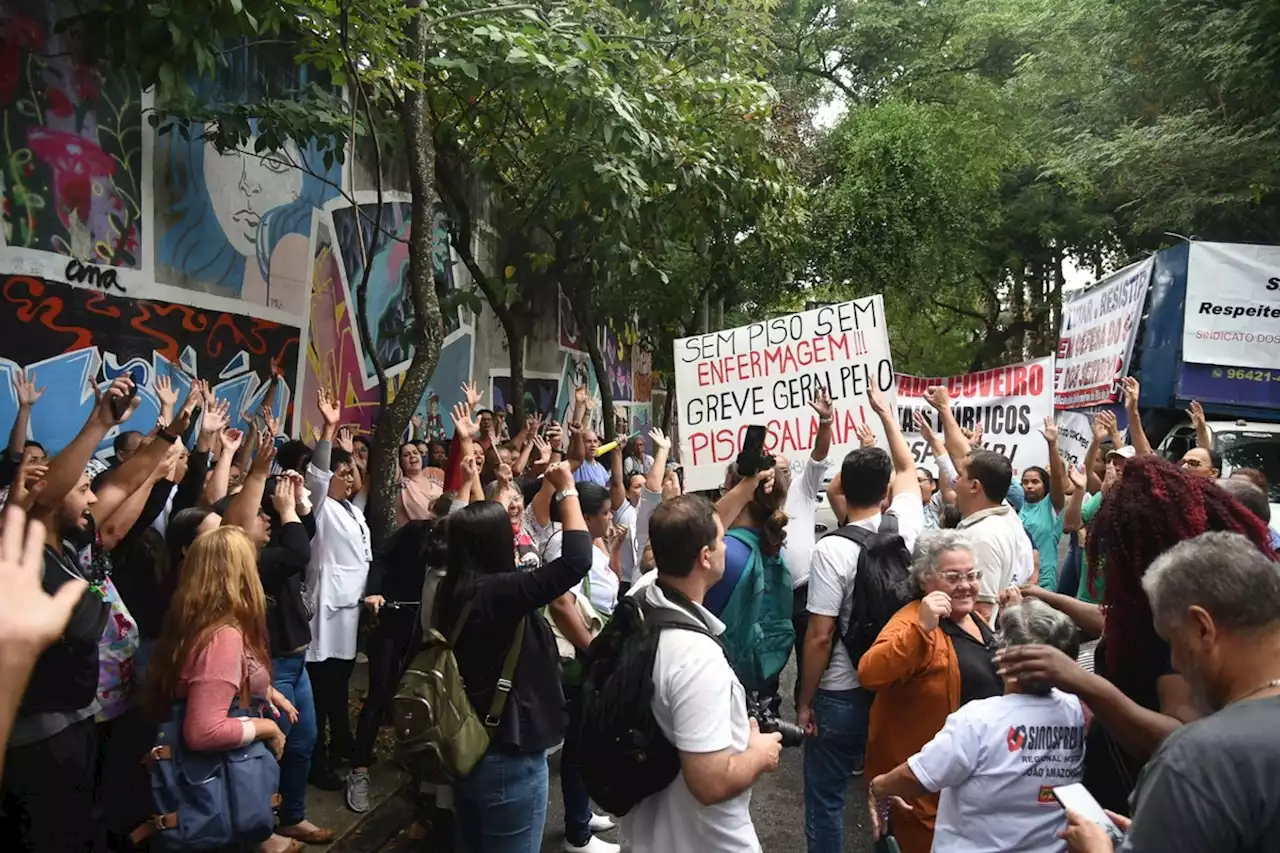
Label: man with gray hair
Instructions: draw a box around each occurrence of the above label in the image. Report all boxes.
[1061,531,1280,852]
[1217,477,1280,552]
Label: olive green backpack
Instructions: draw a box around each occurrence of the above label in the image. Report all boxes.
[392,599,525,783]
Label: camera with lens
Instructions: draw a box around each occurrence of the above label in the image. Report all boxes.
[745,696,805,748]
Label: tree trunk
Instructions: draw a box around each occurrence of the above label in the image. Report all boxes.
[570,279,616,442]
[366,8,444,547]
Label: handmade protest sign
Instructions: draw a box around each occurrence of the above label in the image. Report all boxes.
[897,356,1054,474]
[1055,258,1152,409]
[673,296,895,492]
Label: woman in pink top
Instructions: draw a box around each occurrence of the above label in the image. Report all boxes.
[146,526,304,853]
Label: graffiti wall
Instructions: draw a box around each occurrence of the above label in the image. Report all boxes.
[1,0,143,269]
[490,372,560,421]
[0,274,295,454]
[152,46,340,314]
[301,207,474,441]
[0,11,653,457]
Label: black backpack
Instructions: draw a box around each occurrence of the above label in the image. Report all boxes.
[578,584,719,817]
[822,513,913,667]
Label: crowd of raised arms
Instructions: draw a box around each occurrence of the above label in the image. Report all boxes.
[0,365,1277,853]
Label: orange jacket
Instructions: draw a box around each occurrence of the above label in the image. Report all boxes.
[857,600,962,852]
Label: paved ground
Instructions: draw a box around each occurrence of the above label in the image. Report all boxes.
[359,657,877,852]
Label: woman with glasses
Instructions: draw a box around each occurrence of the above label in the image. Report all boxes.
[857,530,1002,853]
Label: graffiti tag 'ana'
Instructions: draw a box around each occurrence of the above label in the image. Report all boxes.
[65,259,125,293]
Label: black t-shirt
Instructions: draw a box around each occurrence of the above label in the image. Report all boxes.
[1084,637,1174,814]
[20,546,110,716]
[941,615,1001,706]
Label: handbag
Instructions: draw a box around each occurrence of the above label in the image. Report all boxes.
[132,678,281,851]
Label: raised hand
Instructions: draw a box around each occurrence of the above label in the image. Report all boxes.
[0,504,87,671]
[462,381,483,411]
[201,397,231,435]
[316,388,341,427]
[1040,416,1059,444]
[496,462,513,484]
[532,434,552,462]
[269,477,295,516]
[914,410,939,443]
[13,370,45,408]
[219,428,244,455]
[1121,376,1141,411]
[155,374,178,409]
[855,421,876,448]
[258,403,280,440]
[1068,464,1088,492]
[336,427,355,454]
[649,428,671,451]
[1095,410,1118,442]
[6,458,48,511]
[810,384,834,420]
[1189,399,1206,428]
[867,385,890,416]
[544,461,574,491]
[451,402,478,440]
[250,433,276,477]
[923,386,950,412]
[574,384,588,406]
[93,376,141,428]
[546,422,564,450]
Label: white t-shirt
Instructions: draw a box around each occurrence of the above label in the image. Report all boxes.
[614,500,640,584]
[957,505,1034,622]
[623,580,761,853]
[783,457,830,589]
[545,531,619,617]
[908,690,1086,853]
[806,491,926,691]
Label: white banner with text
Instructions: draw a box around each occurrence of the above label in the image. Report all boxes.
[673,296,895,492]
[897,356,1054,475]
[1055,258,1152,410]
[1183,241,1280,369]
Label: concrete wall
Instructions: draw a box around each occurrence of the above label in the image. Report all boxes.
[0,4,652,454]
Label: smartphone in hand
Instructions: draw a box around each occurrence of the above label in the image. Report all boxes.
[1052,783,1125,845]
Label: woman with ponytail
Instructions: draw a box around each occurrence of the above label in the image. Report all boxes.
[998,456,1276,814]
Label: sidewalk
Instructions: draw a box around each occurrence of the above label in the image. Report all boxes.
[301,654,414,853]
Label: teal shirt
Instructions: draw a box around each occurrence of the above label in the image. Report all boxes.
[1019,497,1063,590]
[1077,492,1106,603]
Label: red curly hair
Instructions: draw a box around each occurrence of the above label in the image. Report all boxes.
[1086,456,1275,681]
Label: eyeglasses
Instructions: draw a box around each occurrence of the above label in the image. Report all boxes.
[939,570,982,584]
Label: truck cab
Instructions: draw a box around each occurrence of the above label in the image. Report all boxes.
[1156,419,1280,515]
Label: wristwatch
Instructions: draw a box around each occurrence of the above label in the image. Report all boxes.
[556,488,580,500]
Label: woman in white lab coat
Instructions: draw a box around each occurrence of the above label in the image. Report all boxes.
[302,390,376,789]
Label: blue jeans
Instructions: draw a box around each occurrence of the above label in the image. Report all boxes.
[272,652,317,825]
[455,747,549,853]
[560,688,592,846]
[803,687,874,853]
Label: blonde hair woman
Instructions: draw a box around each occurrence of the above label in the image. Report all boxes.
[147,527,304,853]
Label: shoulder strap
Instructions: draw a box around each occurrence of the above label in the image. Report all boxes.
[483,617,526,728]
[827,524,875,547]
[447,598,476,647]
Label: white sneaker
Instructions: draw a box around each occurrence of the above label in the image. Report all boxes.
[563,836,621,853]
[588,813,617,833]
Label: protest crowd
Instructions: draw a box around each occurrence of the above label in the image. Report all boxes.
[1,301,1279,853]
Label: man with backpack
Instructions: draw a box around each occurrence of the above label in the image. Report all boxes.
[580,495,782,853]
[797,385,923,853]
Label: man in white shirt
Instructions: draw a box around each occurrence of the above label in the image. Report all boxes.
[625,496,782,853]
[797,386,924,853]
[923,386,1030,623]
[781,387,835,708]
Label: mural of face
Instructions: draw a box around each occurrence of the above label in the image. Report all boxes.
[203,135,303,257]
